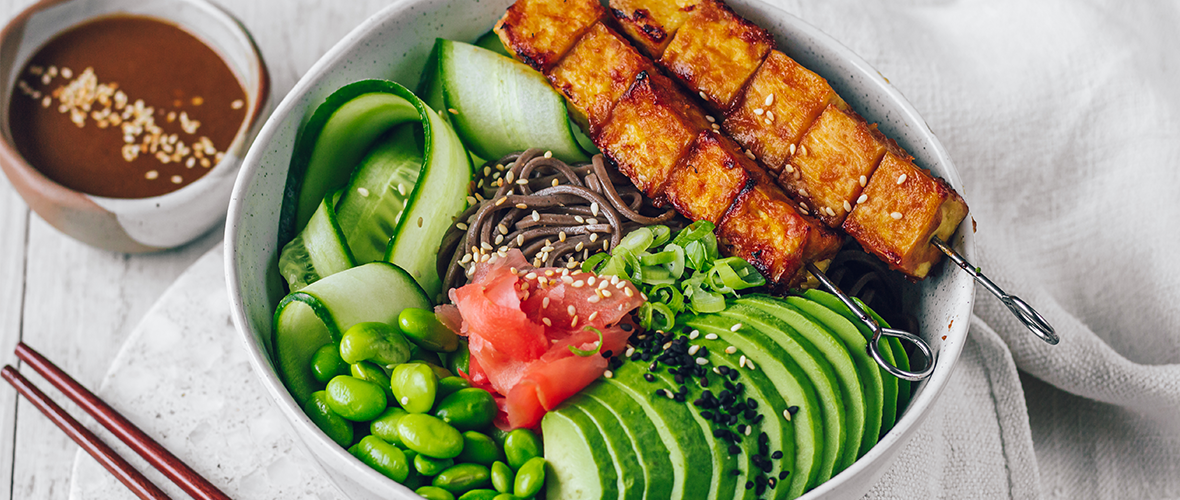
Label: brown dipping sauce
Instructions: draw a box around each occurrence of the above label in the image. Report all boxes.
[9,15,247,199]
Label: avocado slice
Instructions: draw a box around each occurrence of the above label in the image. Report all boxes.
[604,362,714,500]
[736,296,867,471]
[683,314,822,498]
[647,363,743,500]
[801,289,911,434]
[581,380,675,500]
[688,333,794,500]
[783,295,885,456]
[542,405,619,499]
[565,393,646,500]
[717,304,847,483]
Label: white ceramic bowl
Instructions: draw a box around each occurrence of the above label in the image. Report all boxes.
[225,0,976,498]
[0,0,270,252]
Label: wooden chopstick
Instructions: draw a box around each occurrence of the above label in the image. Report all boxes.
[12,342,230,500]
[1,365,170,500]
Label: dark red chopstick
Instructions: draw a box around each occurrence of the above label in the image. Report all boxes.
[1,365,169,500]
[12,342,230,500]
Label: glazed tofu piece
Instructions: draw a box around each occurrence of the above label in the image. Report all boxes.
[718,182,839,287]
[842,152,969,279]
[664,130,771,224]
[548,22,653,137]
[781,105,900,227]
[723,50,849,172]
[608,0,704,58]
[495,0,606,72]
[659,0,774,112]
[596,71,710,200]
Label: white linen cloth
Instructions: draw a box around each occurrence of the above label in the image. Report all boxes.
[769,0,1180,498]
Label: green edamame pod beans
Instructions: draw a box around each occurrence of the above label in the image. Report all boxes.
[432,463,491,495]
[447,339,470,375]
[391,362,438,413]
[352,435,409,483]
[415,454,454,477]
[416,486,456,500]
[487,426,509,448]
[513,457,545,498]
[370,407,408,445]
[397,413,464,459]
[503,429,542,470]
[339,322,412,365]
[437,376,472,401]
[310,344,349,383]
[304,391,352,447]
[492,494,520,500]
[490,461,513,494]
[435,389,497,432]
[350,361,394,400]
[457,489,498,500]
[456,431,503,467]
[399,308,460,352]
[325,375,387,421]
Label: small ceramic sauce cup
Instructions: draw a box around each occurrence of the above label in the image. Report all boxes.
[0,0,269,253]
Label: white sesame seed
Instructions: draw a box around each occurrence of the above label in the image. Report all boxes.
[699,91,708,100]
[591,202,600,216]
[515,203,528,209]
[860,175,868,187]
[897,173,907,185]
[725,346,737,354]
[516,178,529,185]
[745,150,756,160]
[171,175,183,184]
[789,143,797,155]
[588,295,600,304]
[783,409,792,421]
[891,212,903,220]
[494,234,504,245]
[843,200,852,212]
[705,333,719,340]
[800,145,808,156]
[696,357,709,365]
[567,305,577,316]
[714,367,723,375]
[495,197,507,206]
[572,280,585,288]
[516,234,525,246]
[857,194,869,204]
[231,99,244,110]
[570,315,579,327]
[766,111,775,122]
[624,287,634,297]
[739,355,748,367]
[575,242,585,252]
[144,170,159,180]
[747,360,757,370]
[744,426,752,436]
[544,150,553,158]
[826,207,837,217]
[604,370,613,378]
[401,396,410,405]
[688,345,701,356]
[589,311,599,321]
[689,330,700,339]
[764,93,775,107]
[785,164,795,174]
[542,317,552,326]
[753,108,765,116]
[706,115,716,123]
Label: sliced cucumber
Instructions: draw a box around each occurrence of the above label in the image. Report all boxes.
[278,190,355,292]
[431,38,590,163]
[335,126,423,264]
[474,30,511,57]
[273,262,431,406]
[380,83,472,300]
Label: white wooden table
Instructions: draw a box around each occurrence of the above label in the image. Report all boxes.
[0,1,392,497]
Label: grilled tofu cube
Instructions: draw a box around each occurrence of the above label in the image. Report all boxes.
[723,50,848,172]
[597,71,710,200]
[495,0,606,72]
[664,131,771,224]
[608,0,703,58]
[718,182,821,287]
[548,22,653,136]
[781,105,900,227]
[660,0,774,112]
[842,152,969,279]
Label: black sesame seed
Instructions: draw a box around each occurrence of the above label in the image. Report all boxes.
[745,481,754,490]
[759,432,769,444]
[649,362,659,372]
[752,414,764,424]
[737,424,747,433]
[644,373,655,382]
[655,389,666,397]
[678,386,688,396]
[698,346,709,357]
[756,480,767,495]
[630,352,642,361]
[771,451,783,459]
[747,398,758,409]
[733,402,747,413]
[735,382,745,393]
[621,323,633,332]
[728,445,741,455]
[755,474,767,487]
[724,381,736,391]
[768,477,777,489]
[731,469,742,476]
[701,410,714,420]
[760,460,772,473]
[744,408,757,420]
[713,428,728,438]
[728,369,740,380]
[699,376,710,388]
[779,470,790,479]
[787,406,799,415]
[674,393,686,402]
[675,374,685,385]
[718,366,731,375]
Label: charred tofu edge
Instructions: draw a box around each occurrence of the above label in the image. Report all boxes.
[495,0,607,72]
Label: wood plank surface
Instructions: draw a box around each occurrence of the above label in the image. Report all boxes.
[0,1,389,498]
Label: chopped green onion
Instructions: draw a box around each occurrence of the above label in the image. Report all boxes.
[568,326,604,357]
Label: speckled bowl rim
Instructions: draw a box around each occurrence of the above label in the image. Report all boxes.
[225,0,976,498]
[0,0,270,251]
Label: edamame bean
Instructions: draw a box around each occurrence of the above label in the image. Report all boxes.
[339,322,412,365]
[310,344,349,383]
[456,489,498,500]
[303,391,352,447]
[490,461,513,494]
[391,362,438,413]
[492,494,521,500]
[350,361,394,400]
[416,486,456,500]
[370,407,408,445]
[434,389,496,432]
[448,340,470,375]
[503,429,542,470]
[415,454,454,476]
[437,376,472,401]
[513,457,545,498]
[399,308,460,352]
[456,431,503,467]
[325,375,387,421]
[397,413,464,459]
[351,435,409,483]
[432,463,491,495]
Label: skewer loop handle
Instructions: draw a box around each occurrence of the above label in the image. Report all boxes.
[807,264,936,381]
[930,237,1059,345]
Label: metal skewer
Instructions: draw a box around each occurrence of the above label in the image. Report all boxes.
[930,237,1058,345]
[808,263,936,382]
